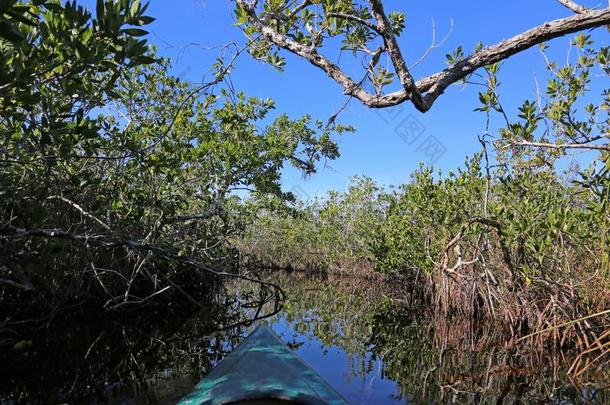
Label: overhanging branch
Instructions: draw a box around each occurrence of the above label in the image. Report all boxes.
[415,7,610,110]
[238,1,610,112]
[511,140,610,152]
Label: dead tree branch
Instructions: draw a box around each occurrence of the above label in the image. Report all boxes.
[441,217,515,280]
[512,140,610,152]
[409,17,455,70]
[557,0,588,13]
[368,0,426,110]
[238,1,610,112]
[0,225,285,296]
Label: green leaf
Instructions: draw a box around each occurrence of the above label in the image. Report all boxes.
[122,28,148,37]
[135,16,155,25]
[130,0,140,17]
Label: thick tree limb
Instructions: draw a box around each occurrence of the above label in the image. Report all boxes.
[239,2,372,106]
[367,0,426,110]
[239,1,610,112]
[414,8,610,110]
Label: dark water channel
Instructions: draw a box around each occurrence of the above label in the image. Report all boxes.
[1,273,608,404]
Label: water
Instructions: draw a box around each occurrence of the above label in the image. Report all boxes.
[1,272,608,404]
[221,274,610,404]
[270,317,404,404]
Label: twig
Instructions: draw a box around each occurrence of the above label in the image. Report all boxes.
[47,196,111,231]
[518,309,610,341]
[326,12,380,33]
[409,17,454,69]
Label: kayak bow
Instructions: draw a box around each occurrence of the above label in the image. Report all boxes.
[179,325,348,405]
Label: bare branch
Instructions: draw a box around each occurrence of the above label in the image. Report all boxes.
[0,225,285,294]
[47,196,112,231]
[239,1,610,112]
[441,217,515,279]
[557,0,588,13]
[286,0,311,18]
[368,0,425,110]
[409,17,454,70]
[511,140,610,151]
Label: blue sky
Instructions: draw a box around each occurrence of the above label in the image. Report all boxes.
[85,0,608,197]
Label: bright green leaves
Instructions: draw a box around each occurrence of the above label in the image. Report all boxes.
[1,0,155,117]
[376,157,486,275]
[517,100,538,125]
[445,46,464,66]
[122,27,148,36]
[469,38,610,282]
[572,33,594,49]
[106,58,350,220]
[388,11,405,36]
[477,37,607,177]
[236,1,398,75]
[0,0,157,176]
[597,46,610,74]
[0,1,43,43]
[196,89,349,196]
[474,63,501,113]
[340,22,375,56]
[491,171,606,279]
[1,1,157,252]
[266,52,286,71]
[475,91,499,113]
[234,2,249,26]
[497,100,541,154]
[371,67,395,95]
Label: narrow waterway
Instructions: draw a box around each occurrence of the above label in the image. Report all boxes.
[1,272,608,404]
[223,273,610,404]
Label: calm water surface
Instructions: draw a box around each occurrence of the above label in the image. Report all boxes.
[268,317,405,404]
[171,275,609,404]
[1,273,608,404]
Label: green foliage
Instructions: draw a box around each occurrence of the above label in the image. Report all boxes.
[371,66,395,95]
[479,37,609,173]
[238,38,609,348]
[445,45,464,66]
[0,1,350,332]
[1,0,155,122]
[379,157,485,274]
[238,176,386,271]
[235,0,405,85]
[240,147,608,285]
[388,11,405,35]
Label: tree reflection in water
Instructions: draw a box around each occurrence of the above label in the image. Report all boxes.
[2,271,607,404]
[249,272,609,404]
[0,276,282,404]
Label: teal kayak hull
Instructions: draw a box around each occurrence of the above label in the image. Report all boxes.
[179,325,349,405]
